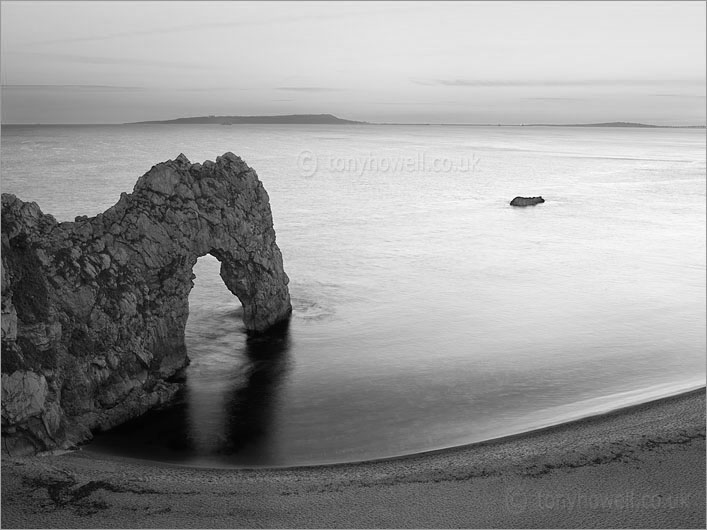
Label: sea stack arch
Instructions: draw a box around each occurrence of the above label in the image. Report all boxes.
[1,152,291,455]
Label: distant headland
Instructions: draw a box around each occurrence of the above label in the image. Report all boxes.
[384,121,705,128]
[125,115,705,128]
[129,113,366,125]
[4,115,703,127]
[523,121,705,129]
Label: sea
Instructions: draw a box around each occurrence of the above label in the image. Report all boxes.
[1,124,705,467]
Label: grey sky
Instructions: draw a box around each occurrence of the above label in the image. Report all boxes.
[1,1,705,124]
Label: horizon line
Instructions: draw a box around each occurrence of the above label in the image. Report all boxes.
[2,113,706,128]
[2,120,706,128]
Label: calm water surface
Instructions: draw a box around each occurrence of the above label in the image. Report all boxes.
[2,124,705,466]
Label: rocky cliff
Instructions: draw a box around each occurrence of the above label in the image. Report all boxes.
[1,152,292,455]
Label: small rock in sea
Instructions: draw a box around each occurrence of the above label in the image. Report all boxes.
[510,196,545,206]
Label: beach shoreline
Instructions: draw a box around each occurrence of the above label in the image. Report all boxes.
[2,387,705,528]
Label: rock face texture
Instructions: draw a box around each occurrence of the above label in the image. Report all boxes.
[1,153,291,455]
[510,196,545,207]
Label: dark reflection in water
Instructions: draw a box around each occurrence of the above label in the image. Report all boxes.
[218,322,291,459]
[89,321,291,465]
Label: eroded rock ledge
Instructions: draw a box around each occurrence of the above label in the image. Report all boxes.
[1,153,291,455]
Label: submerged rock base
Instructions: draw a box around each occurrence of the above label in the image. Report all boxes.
[1,153,291,455]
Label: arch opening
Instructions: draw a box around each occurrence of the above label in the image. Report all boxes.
[178,255,292,461]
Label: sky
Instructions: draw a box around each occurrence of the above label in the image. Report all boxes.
[1,1,705,125]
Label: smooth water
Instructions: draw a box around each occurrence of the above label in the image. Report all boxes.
[1,124,705,466]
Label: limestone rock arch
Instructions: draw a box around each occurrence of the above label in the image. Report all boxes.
[1,153,292,454]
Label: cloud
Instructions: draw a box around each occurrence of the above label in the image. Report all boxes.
[1,84,143,91]
[650,93,707,98]
[276,87,345,92]
[413,78,707,87]
[26,21,243,46]
[14,52,212,70]
[369,100,469,106]
[173,87,252,92]
[522,97,587,101]
[24,6,409,46]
